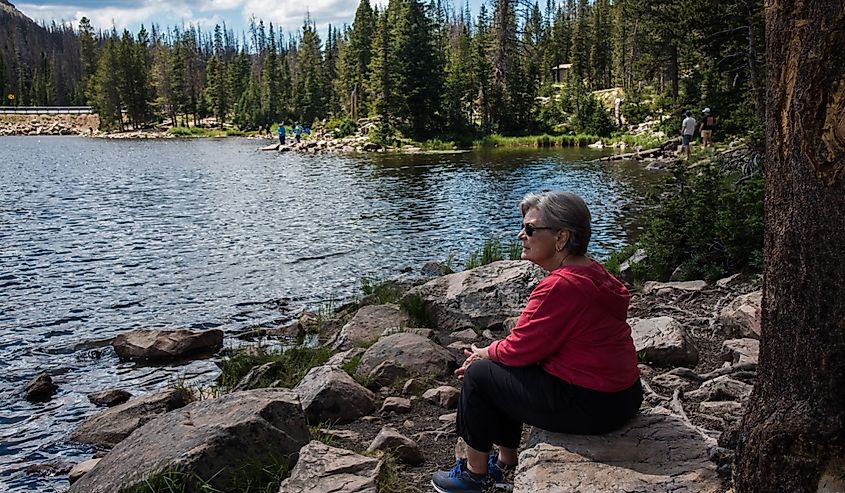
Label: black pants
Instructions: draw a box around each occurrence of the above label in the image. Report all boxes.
[457,360,643,452]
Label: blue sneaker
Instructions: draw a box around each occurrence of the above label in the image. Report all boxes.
[487,450,516,491]
[431,458,487,493]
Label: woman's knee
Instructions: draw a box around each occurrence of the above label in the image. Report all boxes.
[464,358,496,384]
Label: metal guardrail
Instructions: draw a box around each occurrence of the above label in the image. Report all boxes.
[0,106,93,115]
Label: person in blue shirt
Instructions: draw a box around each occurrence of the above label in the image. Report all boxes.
[277,123,286,145]
[294,122,303,143]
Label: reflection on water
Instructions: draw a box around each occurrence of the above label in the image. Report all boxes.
[0,136,662,491]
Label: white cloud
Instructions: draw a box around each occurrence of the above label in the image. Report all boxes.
[17,1,193,31]
[199,0,246,12]
[241,0,358,33]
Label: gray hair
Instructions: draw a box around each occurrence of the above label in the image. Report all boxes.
[519,191,592,255]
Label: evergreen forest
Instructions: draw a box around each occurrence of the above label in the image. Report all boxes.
[0,0,765,139]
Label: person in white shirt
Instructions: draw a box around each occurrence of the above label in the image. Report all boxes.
[680,111,697,159]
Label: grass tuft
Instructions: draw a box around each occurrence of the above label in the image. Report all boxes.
[216,345,331,391]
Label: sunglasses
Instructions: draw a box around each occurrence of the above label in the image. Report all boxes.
[521,223,557,236]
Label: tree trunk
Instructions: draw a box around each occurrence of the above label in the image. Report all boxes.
[733,0,845,491]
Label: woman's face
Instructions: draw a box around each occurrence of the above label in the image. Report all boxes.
[518,207,562,270]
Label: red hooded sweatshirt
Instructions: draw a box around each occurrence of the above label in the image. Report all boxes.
[488,260,640,393]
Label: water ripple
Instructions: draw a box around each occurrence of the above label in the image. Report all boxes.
[0,137,663,491]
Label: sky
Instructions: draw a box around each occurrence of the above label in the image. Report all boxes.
[15,0,484,42]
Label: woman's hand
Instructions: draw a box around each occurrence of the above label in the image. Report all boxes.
[455,344,490,380]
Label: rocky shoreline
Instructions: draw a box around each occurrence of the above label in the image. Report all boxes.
[0,114,100,136]
[23,259,760,492]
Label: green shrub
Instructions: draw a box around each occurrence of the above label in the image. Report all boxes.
[326,117,357,138]
[216,345,331,391]
[633,160,764,282]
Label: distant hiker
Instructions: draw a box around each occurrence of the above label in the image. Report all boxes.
[294,123,303,143]
[700,108,716,148]
[681,110,697,159]
[277,123,286,145]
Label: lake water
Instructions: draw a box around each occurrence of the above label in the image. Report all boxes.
[0,136,662,491]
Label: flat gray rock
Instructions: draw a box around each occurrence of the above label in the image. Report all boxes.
[70,388,191,448]
[112,328,223,362]
[517,409,721,492]
[686,375,753,402]
[279,441,381,493]
[641,280,707,295]
[69,389,308,493]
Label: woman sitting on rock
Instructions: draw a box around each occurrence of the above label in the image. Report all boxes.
[432,190,643,493]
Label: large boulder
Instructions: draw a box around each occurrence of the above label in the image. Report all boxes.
[629,316,699,367]
[112,329,223,362]
[294,365,375,424]
[515,409,721,493]
[70,388,191,448]
[331,304,411,350]
[69,389,309,493]
[404,260,544,332]
[355,333,456,381]
[717,290,762,338]
[278,441,382,493]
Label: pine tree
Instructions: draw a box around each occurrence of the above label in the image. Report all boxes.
[292,18,325,126]
[390,0,443,137]
[90,38,122,130]
[340,0,375,118]
[206,24,228,127]
[471,4,493,132]
[590,0,612,89]
[367,8,393,126]
[569,0,590,85]
[77,17,96,103]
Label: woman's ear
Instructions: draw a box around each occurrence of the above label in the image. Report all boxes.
[556,230,570,252]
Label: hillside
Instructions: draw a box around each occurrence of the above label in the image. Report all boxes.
[0,0,83,105]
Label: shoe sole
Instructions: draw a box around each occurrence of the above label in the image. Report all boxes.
[431,479,483,493]
[491,482,514,492]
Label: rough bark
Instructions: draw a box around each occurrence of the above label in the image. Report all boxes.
[733,0,845,491]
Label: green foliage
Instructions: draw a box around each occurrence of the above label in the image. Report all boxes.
[122,454,294,493]
[571,92,616,137]
[360,277,405,305]
[603,244,639,278]
[399,293,433,328]
[634,161,764,281]
[340,353,363,377]
[308,424,337,447]
[216,345,332,391]
[326,116,357,137]
[167,126,226,137]
[464,236,522,270]
[121,465,191,493]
